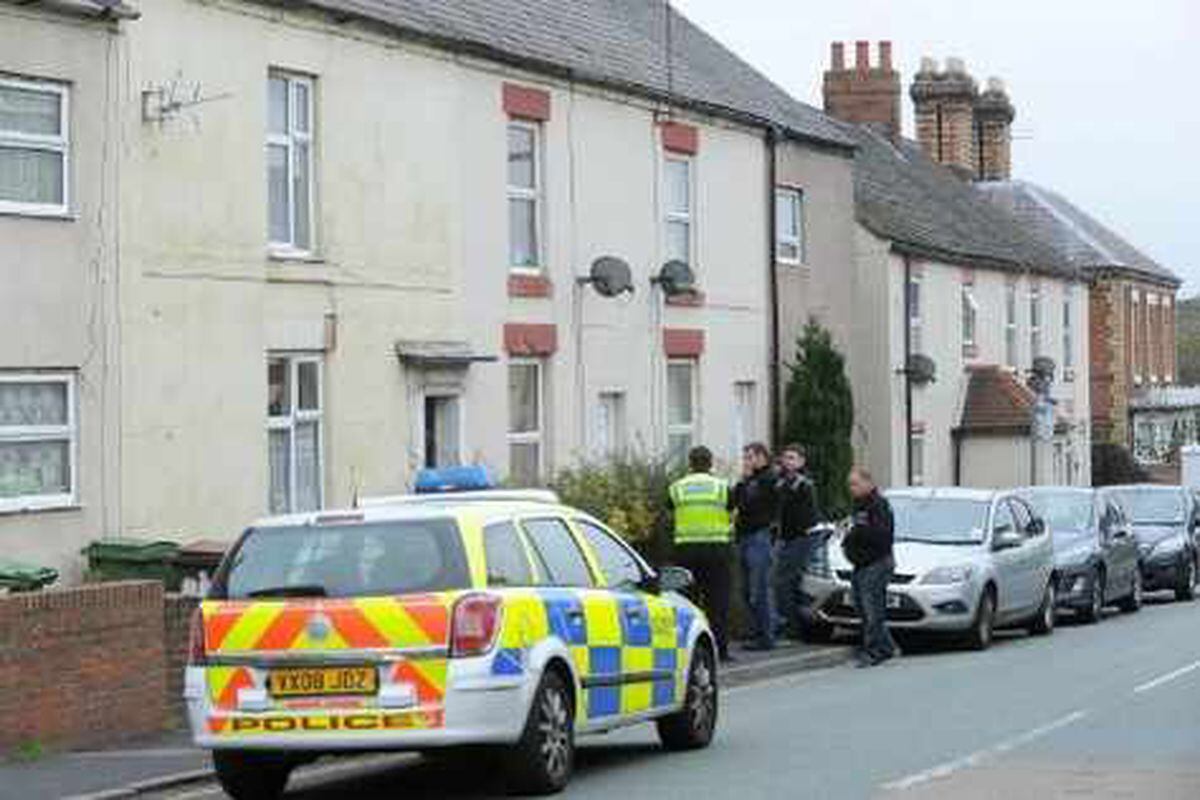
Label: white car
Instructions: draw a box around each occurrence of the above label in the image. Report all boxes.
[803,487,1057,649]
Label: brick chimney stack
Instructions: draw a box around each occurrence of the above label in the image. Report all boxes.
[975,77,1015,181]
[823,40,902,141]
[910,56,978,179]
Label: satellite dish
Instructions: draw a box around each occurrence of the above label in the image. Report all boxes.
[654,260,696,297]
[582,256,633,298]
[906,353,937,385]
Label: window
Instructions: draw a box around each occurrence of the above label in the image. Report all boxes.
[907,274,923,355]
[775,187,804,264]
[1131,289,1142,383]
[663,156,692,266]
[267,356,323,514]
[1029,284,1042,360]
[733,381,756,456]
[910,431,925,487]
[1062,290,1074,373]
[267,72,314,253]
[961,286,978,352]
[576,519,645,589]
[522,518,594,587]
[483,521,533,587]
[507,121,541,270]
[667,360,697,466]
[507,361,543,486]
[423,394,461,469]
[992,502,1016,537]
[0,374,75,510]
[0,77,68,215]
[593,391,626,459]
[1005,282,1018,368]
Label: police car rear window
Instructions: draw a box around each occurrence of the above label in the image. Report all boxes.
[211,518,470,599]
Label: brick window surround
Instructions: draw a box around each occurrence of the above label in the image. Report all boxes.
[665,290,705,307]
[502,83,550,121]
[504,322,557,356]
[662,327,705,357]
[660,121,699,155]
[508,274,553,298]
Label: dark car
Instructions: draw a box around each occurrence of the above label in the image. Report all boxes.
[1022,487,1141,622]
[1106,485,1199,601]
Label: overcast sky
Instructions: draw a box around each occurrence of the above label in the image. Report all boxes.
[673,0,1200,292]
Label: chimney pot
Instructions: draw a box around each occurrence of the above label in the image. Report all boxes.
[945,56,967,75]
[986,76,1006,94]
[878,41,893,71]
[831,41,845,71]
[919,56,938,74]
[855,40,870,72]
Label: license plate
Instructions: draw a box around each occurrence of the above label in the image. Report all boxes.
[847,593,905,610]
[268,666,378,698]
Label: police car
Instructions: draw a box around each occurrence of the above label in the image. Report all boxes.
[185,468,718,798]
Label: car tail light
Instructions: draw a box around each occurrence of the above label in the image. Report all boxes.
[450,593,501,657]
[187,607,208,666]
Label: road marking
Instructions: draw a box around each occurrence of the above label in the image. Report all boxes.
[1133,659,1200,694]
[881,710,1088,792]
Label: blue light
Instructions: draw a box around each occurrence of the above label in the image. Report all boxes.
[413,465,496,494]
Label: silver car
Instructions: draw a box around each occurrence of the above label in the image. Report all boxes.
[803,488,1057,649]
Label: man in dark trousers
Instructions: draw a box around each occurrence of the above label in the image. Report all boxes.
[667,446,735,663]
[774,444,824,640]
[732,442,778,651]
[843,466,897,667]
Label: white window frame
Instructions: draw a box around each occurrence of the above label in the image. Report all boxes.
[774,187,804,265]
[421,390,465,469]
[910,430,925,487]
[267,354,324,514]
[506,120,543,273]
[507,359,544,482]
[961,285,979,351]
[732,380,757,456]
[1164,296,1174,382]
[663,154,694,267]
[1148,293,1161,384]
[1029,283,1042,361]
[0,76,69,217]
[0,372,77,512]
[1131,288,1142,385]
[266,71,315,256]
[666,358,698,460]
[1062,289,1075,375]
[1004,282,1018,369]
[593,390,627,460]
[907,273,923,355]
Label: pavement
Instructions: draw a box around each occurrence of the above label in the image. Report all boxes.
[0,638,851,800]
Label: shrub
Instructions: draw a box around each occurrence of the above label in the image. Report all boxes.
[1092,443,1149,486]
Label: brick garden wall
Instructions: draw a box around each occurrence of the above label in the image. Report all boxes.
[164,594,200,730]
[0,581,167,752]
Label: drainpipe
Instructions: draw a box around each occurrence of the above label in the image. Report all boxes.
[903,254,914,486]
[767,127,782,446]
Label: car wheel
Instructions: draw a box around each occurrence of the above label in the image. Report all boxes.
[212,750,292,800]
[1119,569,1143,613]
[1176,555,1198,602]
[505,669,574,795]
[1079,570,1103,624]
[965,589,995,651]
[657,643,718,751]
[1030,582,1056,635]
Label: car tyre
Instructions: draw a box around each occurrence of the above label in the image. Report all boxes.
[505,669,575,796]
[965,589,995,651]
[657,643,718,751]
[1119,569,1143,613]
[212,750,292,800]
[1175,555,1197,602]
[1029,581,1056,635]
[1078,569,1104,624]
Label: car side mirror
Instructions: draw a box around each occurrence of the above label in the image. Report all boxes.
[657,566,694,594]
[993,530,1024,551]
[1026,518,1046,536]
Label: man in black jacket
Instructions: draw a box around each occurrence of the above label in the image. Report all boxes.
[843,466,897,667]
[731,442,778,651]
[774,444,824,639]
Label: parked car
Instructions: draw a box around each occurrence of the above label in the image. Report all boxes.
[1020,487,1141,622]
[1106,484,1199,601]
[804,488,1056,650]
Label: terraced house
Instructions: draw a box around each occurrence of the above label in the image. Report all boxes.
[0,0,857,578]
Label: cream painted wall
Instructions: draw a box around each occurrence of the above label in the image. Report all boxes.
[0,6,121,579]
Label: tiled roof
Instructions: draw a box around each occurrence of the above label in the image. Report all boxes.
[850,127,1078,278]
[289,0,854,148]
[1129,386,1200,411]
[47,0,139,18]
[957,365,1067,435]
[976,181,1179,287]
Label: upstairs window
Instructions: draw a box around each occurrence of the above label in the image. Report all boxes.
[1063,290,1075,373]
[774,187,804,264]
[907,274,923,355]
[663,156,692,266]
[0,77,68,215]
[1029,284,1042,361]
[1004,282,1018,368]
[507,121,541,270]
[961,285,978,353]
[267,72,315,254]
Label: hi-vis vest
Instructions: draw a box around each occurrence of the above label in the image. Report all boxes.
[669,473,732,545]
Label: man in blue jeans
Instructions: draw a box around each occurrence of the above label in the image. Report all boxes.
[732,442,779,651]
[843,466,897,667]
[774,444,825,640]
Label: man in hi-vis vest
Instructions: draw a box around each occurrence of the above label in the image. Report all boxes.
[668,446,735,663]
